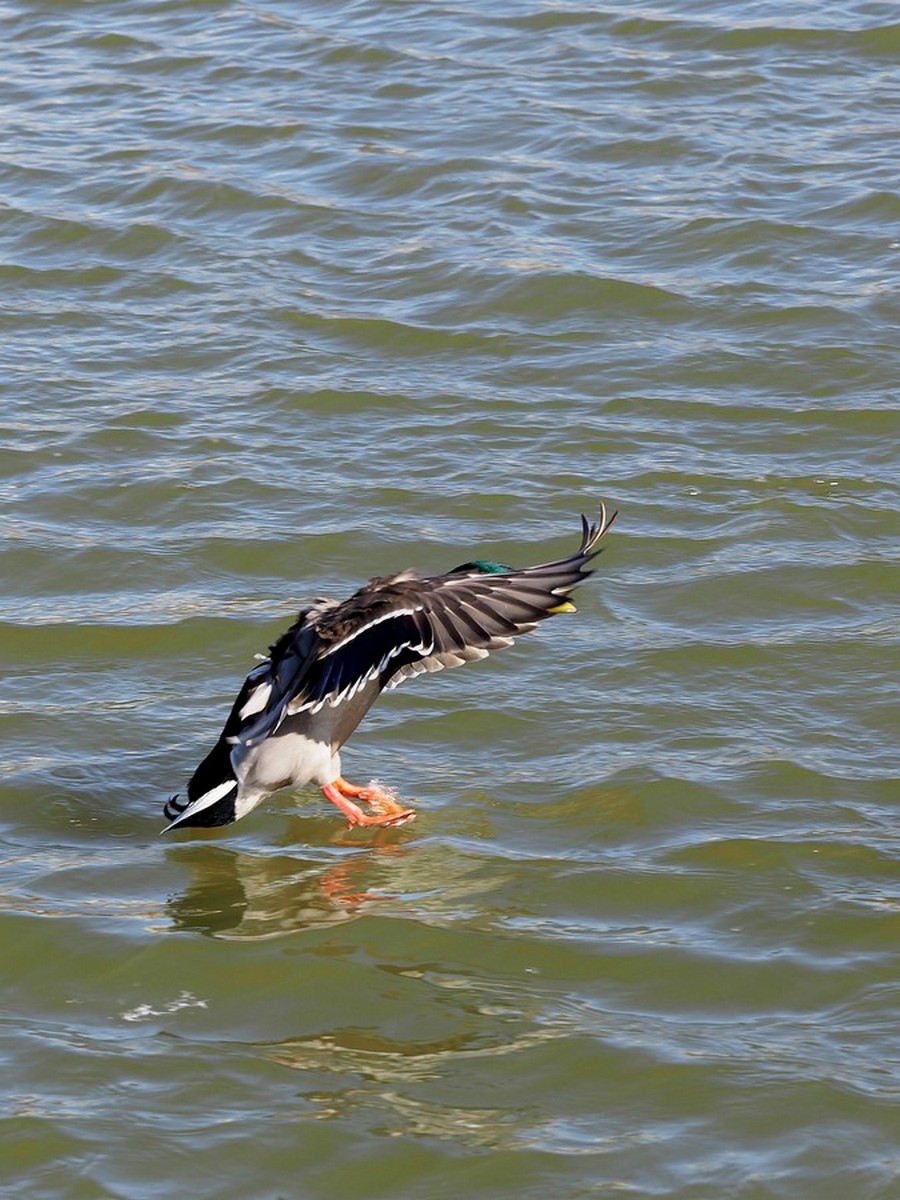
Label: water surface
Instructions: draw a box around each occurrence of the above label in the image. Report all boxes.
[1,2,898,1197]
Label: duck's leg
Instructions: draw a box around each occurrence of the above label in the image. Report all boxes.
[321,777,416,828]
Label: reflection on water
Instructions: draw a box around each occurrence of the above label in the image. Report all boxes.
[3,0,897,1191]
[267,1030,528,1147]
[166,836,413,939]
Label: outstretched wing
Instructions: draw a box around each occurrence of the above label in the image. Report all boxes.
[278,501,617,721]
[167,503,616,829]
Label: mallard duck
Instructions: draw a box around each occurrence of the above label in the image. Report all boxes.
[163,502,617,833]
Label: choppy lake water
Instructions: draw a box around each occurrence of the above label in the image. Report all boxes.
[2,2,898,1197]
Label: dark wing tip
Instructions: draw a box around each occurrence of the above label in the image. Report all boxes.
[578,500,618,558]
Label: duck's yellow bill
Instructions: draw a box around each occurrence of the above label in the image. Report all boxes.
[547,600,577,614]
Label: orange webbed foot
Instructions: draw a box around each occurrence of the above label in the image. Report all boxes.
[322,778,416,829]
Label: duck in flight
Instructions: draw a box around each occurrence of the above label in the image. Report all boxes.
[163,502,617,833]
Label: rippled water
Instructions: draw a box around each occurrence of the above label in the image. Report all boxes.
[2,2,898,1197]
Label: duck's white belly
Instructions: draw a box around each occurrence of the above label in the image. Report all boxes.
[234,732,339,797]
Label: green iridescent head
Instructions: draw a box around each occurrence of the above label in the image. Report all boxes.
[449,559,512,574]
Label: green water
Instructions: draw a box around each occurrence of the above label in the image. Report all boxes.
[2,2,898,1197]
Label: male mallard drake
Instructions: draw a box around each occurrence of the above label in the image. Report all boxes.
[163,502,616,833]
